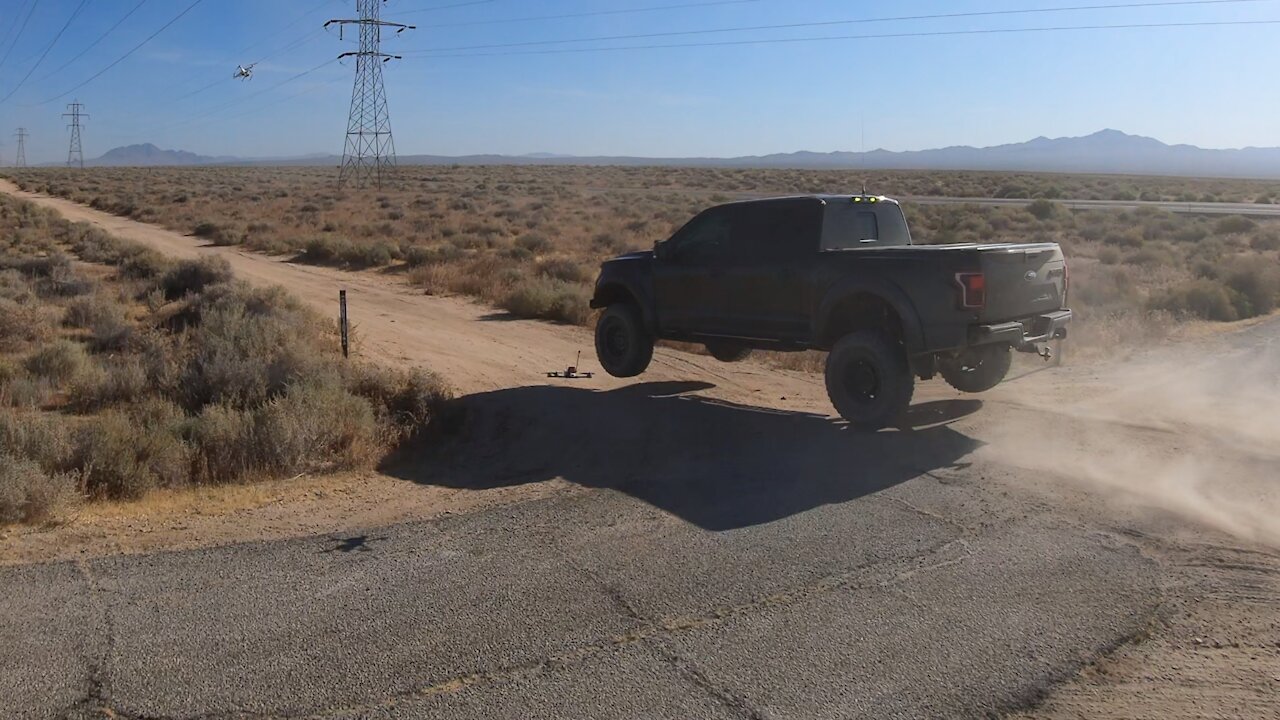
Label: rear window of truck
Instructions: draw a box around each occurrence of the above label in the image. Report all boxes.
[822,203,913,249]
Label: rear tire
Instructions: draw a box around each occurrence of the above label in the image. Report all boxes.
[939,344,1013,393]
[706,342,753,363]
[824,331,914,431]
[595,304,654,378]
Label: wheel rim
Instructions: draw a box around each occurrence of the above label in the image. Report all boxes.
[603,318,630,360]
[843,357,880,404]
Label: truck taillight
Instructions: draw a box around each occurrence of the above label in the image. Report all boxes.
[955,272,986,310]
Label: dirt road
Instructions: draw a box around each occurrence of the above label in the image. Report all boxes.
[1,181,1276,719]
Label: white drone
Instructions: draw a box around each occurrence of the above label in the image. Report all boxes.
[233,63,255,80]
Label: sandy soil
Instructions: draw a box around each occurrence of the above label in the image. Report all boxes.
[1,180,1276,718]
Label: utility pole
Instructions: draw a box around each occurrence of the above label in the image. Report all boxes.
[326,1,414,188]
[13,128,27,168]
[64,101,88,168]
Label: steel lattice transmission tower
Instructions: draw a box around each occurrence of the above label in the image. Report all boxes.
[13,128,28,168]
[64,101,88,168]
[326,1,414,188]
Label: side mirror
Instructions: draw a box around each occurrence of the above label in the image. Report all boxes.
[654,241,668,261]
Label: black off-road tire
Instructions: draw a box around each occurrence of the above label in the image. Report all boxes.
[824,331,915,431]
[939,344,1013,394]
[706,342,753,363]
[595,303,654,378]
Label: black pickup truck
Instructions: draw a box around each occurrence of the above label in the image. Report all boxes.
[589,194,1072,430]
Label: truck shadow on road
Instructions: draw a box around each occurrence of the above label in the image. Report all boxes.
[383,382,983,532]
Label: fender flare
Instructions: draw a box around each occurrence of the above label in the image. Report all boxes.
[813,278,926,353]
[591,280,658,334]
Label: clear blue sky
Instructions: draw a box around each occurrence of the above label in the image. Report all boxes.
[0,0,1276,163]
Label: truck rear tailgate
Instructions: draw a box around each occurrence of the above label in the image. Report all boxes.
[976,243,1067,322]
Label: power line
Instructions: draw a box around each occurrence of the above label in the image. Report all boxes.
[0,0,33,55]
[0,0,91,105]
[235,0,338,61]
[170,28,328,105]
[0,0,39,73]
[406,0,1272,54]
[168,3,333,106]
[414,0,762,29]
[33,0,205,107]
[159,58,340,132]
[406,17,1280,58]
[38,0,151,83]
[398,0,497,16]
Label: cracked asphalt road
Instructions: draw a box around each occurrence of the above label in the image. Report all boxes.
[4,470,1161,719]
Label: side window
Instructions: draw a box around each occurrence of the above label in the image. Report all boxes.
[667,210,730,264]
[733,202,819,262]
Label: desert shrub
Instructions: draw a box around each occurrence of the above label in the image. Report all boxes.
[65,296,134,351]
[0,297,52,351]
[515,233,552,253]
[64,294,118,329]
[0,408,74,471]
[1214,215,1256,235]
[536,257,589,283]
[1224,265,1279,317]
[299,237,350,265]
[193,222,221,238]
[0,375,51,409]
[405,244,464,266]
[1026,199,1060,221]
[252,382,382,475]
[189,404,256,485]
[344,364,456,440]
[1250,231,1280,252]
[1102,228,1144,248]
[504,246,534,262]
[500,278,590,325]
[75,401,190,499]
[36,263,95,298]
[24,340,88,385]
[1149,280,1239,321]
[0,455,77,525]
[159,256,233,299]
[342,241,395,269]
[1097,247,1121,265]
[1127,246,1173,267]
[0,269,32,302]
[119,248,169,280]
[70,356,150,410]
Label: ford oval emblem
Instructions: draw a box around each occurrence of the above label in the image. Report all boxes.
[1024,270,1038,282]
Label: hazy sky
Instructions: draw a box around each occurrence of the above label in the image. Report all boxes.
[0,0,1277,163]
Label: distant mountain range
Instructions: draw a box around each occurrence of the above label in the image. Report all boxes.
[54,131,1280,178]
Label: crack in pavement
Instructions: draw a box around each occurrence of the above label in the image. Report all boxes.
[280,538,969,719]
[562,554,768,719]
[60,559,122,720]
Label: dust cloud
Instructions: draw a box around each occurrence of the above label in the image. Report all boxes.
[982,338,1280,548]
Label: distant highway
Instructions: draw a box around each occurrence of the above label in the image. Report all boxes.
[903,195,1280,217]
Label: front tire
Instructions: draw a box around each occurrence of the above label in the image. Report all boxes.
[824,331,914,431]
[939,344,1012,393]
[595,304,654,378]
[706,342,752,363]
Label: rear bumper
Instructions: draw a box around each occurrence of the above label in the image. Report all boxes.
[969,309,1072,348]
